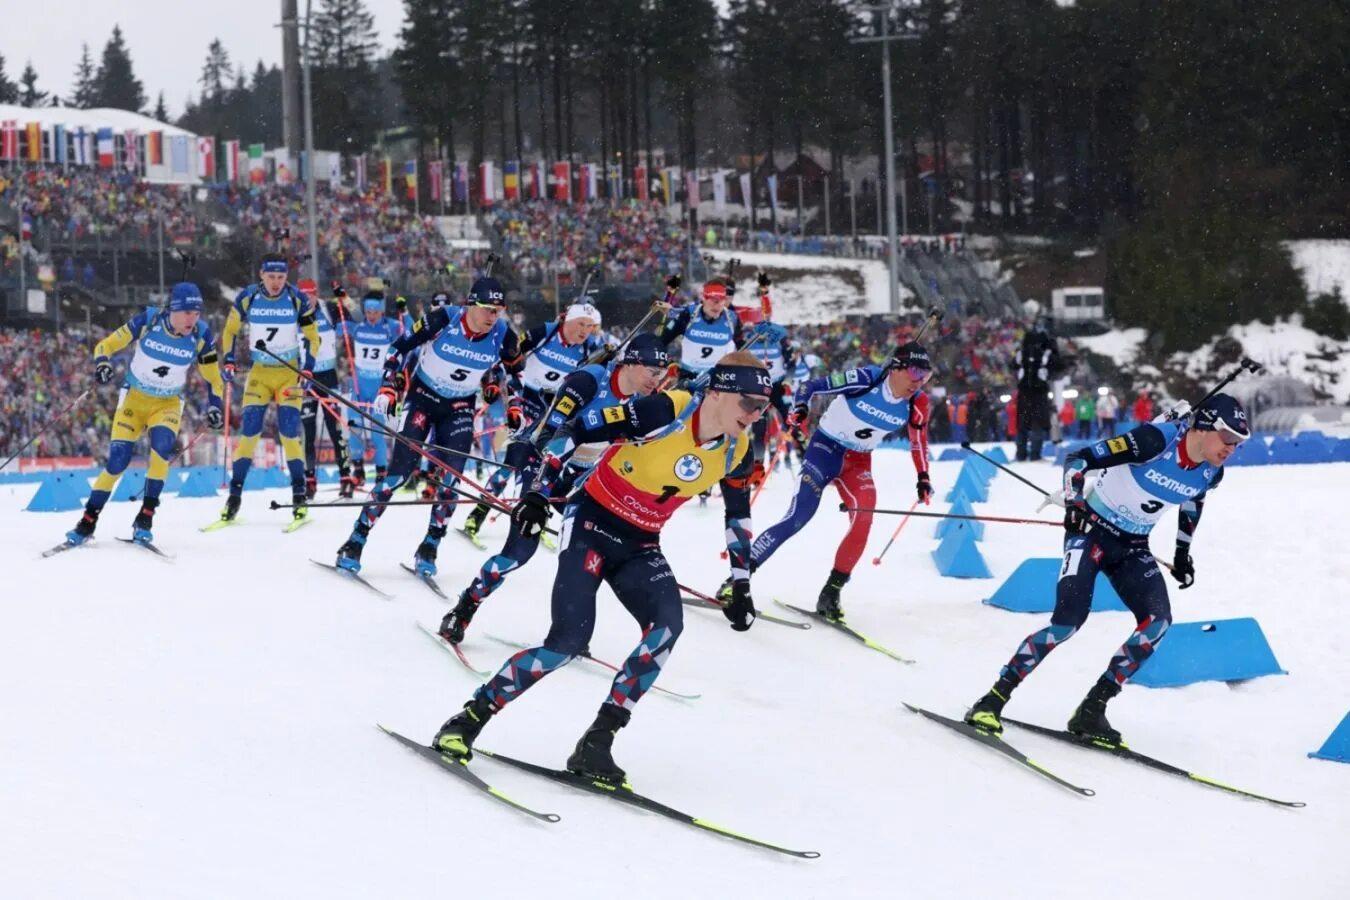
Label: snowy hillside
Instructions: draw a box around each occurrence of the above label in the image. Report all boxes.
[3,453,1348,899]
[1287,240,1350,304]
[704,248,909,324]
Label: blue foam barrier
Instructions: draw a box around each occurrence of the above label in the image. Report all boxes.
[985,445,1010,464]
[25,471,87,512]
[1268,434,1333,465]
[316,467,340,484]
[961,455,995,486]
[931,526,992,578]
[1308,712,1350,764]
[938,447,966,462]
[1131,617,1286,688]
[1331,438,1350,463]
[161,469,188,494]
[1053,441,1090,466]
[266,466,291,488]
[1226,437,1270,466]
[934,496,983,541]
[944,465,989,503]
[242,465,275,491]
[111,469,147,501]
[981,558,1127,613]
[177,467,221,498]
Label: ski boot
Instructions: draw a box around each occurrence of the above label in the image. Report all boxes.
[1067,679,1124,746]
[335,526,369,573]
[351,463,367,489]
[65,506,101,546]
[338,475,355,499]
[567,704,631,785]
[463,502,489,540]
[439,590,480,645]
[421,479,437,501]
[289,490,309,529]
[964,675,1019,734]
[433,693,495,760]
[131,497,159,545]
[413,525,445,577]
[815,568,851,622]
[303,470,318,501]
[219,490,242,523]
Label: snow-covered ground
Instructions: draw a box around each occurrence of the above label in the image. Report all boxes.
[1178,318,1350,404]
[1287,240,1350,305]
[703,247,911,324]
[3,451,1346,899]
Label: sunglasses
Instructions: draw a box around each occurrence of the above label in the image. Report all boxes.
[1213,420,1249,445]
[899,365,932,385]
[736,395,771,415]
[471,301,506,310]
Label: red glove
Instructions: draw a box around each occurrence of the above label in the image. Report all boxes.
[483,382,502,403]
[506,402,524,430]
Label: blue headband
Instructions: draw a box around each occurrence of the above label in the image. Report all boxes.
[708,364,772,397]
[261,260,288,274]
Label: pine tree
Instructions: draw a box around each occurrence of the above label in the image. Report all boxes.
[71,43,98,108]
[153,91,169,123]
[0,52,18,104]
[94,25,147,112]
[309,0,382,151]
[200,39,231,108]
[18,61,47,107]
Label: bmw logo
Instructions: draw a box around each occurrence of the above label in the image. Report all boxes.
[674,453,704,482]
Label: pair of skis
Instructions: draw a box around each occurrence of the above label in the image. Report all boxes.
[200,515,311,534]
[379,725,818,858]
[904,703,1305,808]
[41,536,175,561]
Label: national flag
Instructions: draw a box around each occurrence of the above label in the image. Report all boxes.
[147,131,163,166]
[453,161,469,201]
[429,160,443,201]
[124,129,140,171]
[712,170,726,211]
[404,159,417,200]
[197,136,215,180]
[169,135,190,174]
[479,161,495,205]
[352,155,367,190]
[529,161,543,199]
[53,124,66,165]
[634,165,648,201]
[660,168,672,205]
[685,170,699,209]
[248,143,265,184]
[73,127,91,166]
[552,161,571,201]
[578,163,591,201]
[26,122,42,161]
[381,157,392,195]
[0,120,17,160]
[739,172,752,215]
[97,128,115,168]
[224,140,240,182]
[767,173,779,211]
[503,160,520,200]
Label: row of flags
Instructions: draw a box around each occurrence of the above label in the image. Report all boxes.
[2,118,794,214]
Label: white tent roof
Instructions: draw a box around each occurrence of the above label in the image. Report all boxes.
[0,104,198,138]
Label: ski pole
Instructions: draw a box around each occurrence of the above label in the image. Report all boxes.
[1189,356,1264,421]
[960,441,1051,496]
[0,388,93,473]
[872,498,921,566]
[221,381,232,488]
[344,416,514,472]
[839,503,1061,527]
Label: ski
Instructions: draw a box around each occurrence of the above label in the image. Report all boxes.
[483,633,700,701]
[115,537,175,560]
[41,540,88,558]
[309,559,394,599]
[476,748,818,858]
[776,601,914,663]
[416,622,492,677]
[681,595,812,631]
[400,563,449,599]
[903,703,1094,797]
[282,515,312,534]
[540,531,558,553]
[1003,718,1305,808]
[458,527,487,551]
[200,517,243,533]
[378,725,560,823]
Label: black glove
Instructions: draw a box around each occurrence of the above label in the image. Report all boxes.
[330,281,347,299]
[483,381,502,403]
[395,295,408,313]
[916,471,933,505]
[512,490,552,538]
[205,406,225,431]
[757,270,771,290]
[665,274,681,293]
[1064,501,1090,536]
[787,403,809,444]
[1172,547,1195,589]
[506,401,524,430]
[94,358,114,385]
[723,579,756,632]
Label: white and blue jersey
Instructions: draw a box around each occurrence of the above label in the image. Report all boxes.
[659,303,742,374]
[233,284,309,366]
[121,311,214,398]
[530,363,630,470]
[799,365,922,452]
[395,307,522,400]
[519,321,603,394]
[346,318,403,400]
[1074,422,1224,536]
[747,321,792,383]
[312,302,339,373]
